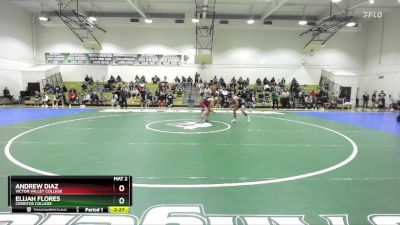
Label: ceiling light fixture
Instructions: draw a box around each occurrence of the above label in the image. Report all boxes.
[247,19,255,24]
[39,16,49,21]
[247,6,255,25]
[38,3,49,22]
[299,6,307,26]
[87,4,97,22]
[88,16,97,22]
[332,0,342,3]
[298,20,307,25]
[346,21,356,27]
[369,0,374,4]
[144,3,153,24]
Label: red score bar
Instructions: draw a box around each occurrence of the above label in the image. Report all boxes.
[56,183,130,195]
[15,183,130,195]
[9,176,132,196]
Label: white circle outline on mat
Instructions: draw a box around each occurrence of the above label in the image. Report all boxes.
[4,114,358,188]
[146,119,231,134]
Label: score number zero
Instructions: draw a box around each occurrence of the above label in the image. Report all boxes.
[114,176,129,205]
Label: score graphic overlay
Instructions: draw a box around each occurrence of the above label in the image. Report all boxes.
[8,176,132,213]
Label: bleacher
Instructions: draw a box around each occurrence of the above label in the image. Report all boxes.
[17,71,334,109]
[24,81,185,107]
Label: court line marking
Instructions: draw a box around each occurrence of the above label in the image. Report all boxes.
[146,119,231,134]
[4,114,358,188]
[4,114,128,176]
[132,116,359,188]
[1,141,348,147]
[2,140,396,148]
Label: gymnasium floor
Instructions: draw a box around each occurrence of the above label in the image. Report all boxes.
[0,107,399,224]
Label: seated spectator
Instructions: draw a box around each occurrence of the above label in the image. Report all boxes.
[182,76,187,83]
[163,76,167,83]
[204,85,212,98]
[249,90,256,108]
[174,76,181,84]
[177,88,183,97]
[146,89,153,106]
[151,75,158,84]
[187,76,193,84]
[116,75,122,83]
[99,90,107,106]
[264,83,270,92]
[156,88,166,108]
[68,91,77,104]
[171,83,176,94]
[280,90,290,108]
[91,91,100,106]
[111,92,119,108]
[245,77,250,87]
[166,92,174,108]
[81,82,88,92]
[324,97,337,109]
[129,81,134,91]
[378,90,386,110]
[135,75,140,84]
[305,95,313,109]
[212,76,218,85]
[34,91,41,107]
[45,83,55,94]
[54,85,61,94]
[119,88,128,109]
[238,77,243,86]
[108,75,116,85]
[263,77,269,85]
[281,78,286,86]
[140,76,146,83]
[3,87,12,101]
[62,84,68,93]
[84,75,91,84]
[53,92,62,108]
[230,77,236,89]
[41,93,49,108]
[270,77,276,86]
[259,91,267,105]
[81,92,91,105]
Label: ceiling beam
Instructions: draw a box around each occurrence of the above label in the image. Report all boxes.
[318,0,368,21]
[261,0,289,21]
[125,0,147,19]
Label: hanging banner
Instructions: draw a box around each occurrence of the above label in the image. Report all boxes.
[45,53,183,66]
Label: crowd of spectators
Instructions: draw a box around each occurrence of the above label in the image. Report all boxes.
[194,76,332,110]
[20,73,399,111]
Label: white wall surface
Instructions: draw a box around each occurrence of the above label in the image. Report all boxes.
[1,1,398,99]
[34,22,366,85]
[0,1,33,96]
[360,9,400,99]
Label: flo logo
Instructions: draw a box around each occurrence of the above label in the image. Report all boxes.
[166,121,212,130]
[363,11,383,18]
